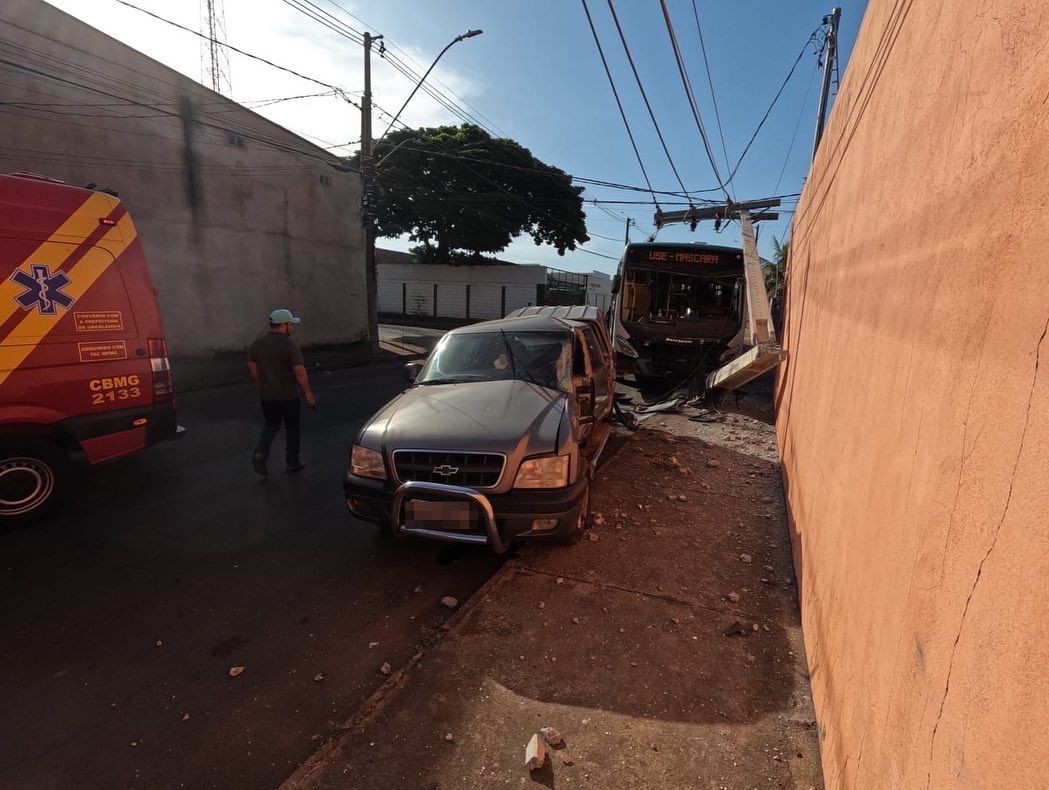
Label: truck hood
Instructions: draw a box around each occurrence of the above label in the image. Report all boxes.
[360,379,567,457]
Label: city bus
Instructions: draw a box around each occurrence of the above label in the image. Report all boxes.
[609,241,746,382]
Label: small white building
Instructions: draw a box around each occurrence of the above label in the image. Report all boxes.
[377,250,546,320]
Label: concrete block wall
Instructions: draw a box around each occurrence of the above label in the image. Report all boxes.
[777,1,1049,787]
[378,258,546,321]
[0,0,366,356]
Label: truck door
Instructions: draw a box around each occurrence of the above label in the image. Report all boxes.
[581,326,612,421]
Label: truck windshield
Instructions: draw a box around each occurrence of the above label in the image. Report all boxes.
[418,331,572,392]
[621,269,740,328]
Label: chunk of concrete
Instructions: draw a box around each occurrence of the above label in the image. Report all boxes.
[525,733,547,771]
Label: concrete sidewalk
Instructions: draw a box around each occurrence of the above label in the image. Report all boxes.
[284,413,823,790]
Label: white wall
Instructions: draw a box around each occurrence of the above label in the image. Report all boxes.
[378,260,546,320]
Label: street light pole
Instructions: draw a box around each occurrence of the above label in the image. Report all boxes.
[358,29,482,353]
[378,29,483,140]
[360,31,383,355]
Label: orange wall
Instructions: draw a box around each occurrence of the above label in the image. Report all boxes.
[777,1,1049,787]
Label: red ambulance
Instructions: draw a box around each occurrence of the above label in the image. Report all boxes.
[0,172,181,522]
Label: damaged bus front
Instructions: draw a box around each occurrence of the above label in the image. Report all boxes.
[610,242,746,381]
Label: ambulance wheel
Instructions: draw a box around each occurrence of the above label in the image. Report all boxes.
[0,441,69,525]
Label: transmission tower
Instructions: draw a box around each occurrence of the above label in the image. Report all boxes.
[200,0,231,95]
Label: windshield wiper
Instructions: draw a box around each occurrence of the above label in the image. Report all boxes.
[418,377,469,385]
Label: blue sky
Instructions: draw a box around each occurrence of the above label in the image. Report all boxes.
[48,0,869,273]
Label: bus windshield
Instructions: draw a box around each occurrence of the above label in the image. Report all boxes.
[620,269,741,329]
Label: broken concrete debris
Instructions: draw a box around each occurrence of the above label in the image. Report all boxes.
[540,726,566,749]
[525,733,547,770]
[380,662,392,676]
[228,666,245,678]
[722,621,749,637]
[440,596,458,609]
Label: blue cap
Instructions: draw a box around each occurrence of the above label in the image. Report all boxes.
[268,308,301,325]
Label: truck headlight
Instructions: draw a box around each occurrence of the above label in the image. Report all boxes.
[514,455,569,489]
[351,444,386,480]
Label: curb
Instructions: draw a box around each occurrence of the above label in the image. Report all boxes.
[279,558,521,789]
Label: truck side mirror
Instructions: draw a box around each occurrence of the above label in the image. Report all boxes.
[404,361,423,383]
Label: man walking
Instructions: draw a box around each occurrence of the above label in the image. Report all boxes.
[248,308,316,476]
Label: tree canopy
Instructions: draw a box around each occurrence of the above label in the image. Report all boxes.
[354,124,588,263]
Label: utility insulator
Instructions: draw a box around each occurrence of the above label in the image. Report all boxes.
[689,219,697,232]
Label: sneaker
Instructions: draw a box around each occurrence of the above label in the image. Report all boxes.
[286,461,307,474]
[252,453,268,476]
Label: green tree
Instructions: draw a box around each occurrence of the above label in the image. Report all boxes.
[353,124,588,263]
[763,237,789,300]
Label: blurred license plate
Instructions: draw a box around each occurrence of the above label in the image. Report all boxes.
[405,499,475,530]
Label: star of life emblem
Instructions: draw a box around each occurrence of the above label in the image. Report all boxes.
[12,264,75,316]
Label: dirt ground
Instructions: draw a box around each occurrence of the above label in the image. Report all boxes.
[285,407,823,790]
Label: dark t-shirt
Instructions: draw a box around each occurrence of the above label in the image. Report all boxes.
[248,332,305,401]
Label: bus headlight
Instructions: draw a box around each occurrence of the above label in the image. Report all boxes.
[514,455,569,489]
[614,335,640,359]
[351,444,387,479]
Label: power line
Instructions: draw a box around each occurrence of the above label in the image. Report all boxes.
[579,0,659,209]
[604,0,691,200]
[773,59,821,195]
[723,30,821,185]
[656,0,729,198]
[317,0,510,138]
[0,53,352,168]
[111,0,362,110]
[690,0,731,192]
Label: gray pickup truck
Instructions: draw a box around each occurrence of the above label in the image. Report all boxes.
[344,306,615,552]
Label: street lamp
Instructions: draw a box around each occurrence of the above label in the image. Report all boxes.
[378,29,483,139]
[360,27,483,356]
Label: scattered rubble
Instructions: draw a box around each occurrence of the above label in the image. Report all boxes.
[440,596,458,609]
[722,621,749,637]
[313,672,325,682]
[740,553,752,563]
[444,733,454,742]
[541,726,566,749]
[380,662,392,676]
[228,666,245,678]
[181,713,190,722]
[525,733,547,771]
[726,591,741,603]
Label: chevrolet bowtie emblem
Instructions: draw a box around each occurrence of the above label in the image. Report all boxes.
[432,464,459,476]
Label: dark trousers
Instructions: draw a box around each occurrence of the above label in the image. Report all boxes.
[254,398,301,465]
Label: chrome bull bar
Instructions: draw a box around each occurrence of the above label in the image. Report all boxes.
[391,481,507,554]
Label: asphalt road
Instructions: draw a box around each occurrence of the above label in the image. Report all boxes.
[0,356,503,790]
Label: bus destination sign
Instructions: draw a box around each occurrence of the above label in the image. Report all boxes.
[636,248,721,265]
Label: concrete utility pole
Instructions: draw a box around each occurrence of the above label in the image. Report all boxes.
[811,7,841,160]
[624,218,633,245]
[361,31,382,355]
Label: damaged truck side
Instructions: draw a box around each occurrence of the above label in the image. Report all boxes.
[344,306,614,553]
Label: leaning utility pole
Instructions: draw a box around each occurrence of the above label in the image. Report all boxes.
[360,32,382,355]
[811,7,841,160]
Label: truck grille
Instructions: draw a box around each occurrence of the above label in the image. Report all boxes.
[393,451,504,489]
